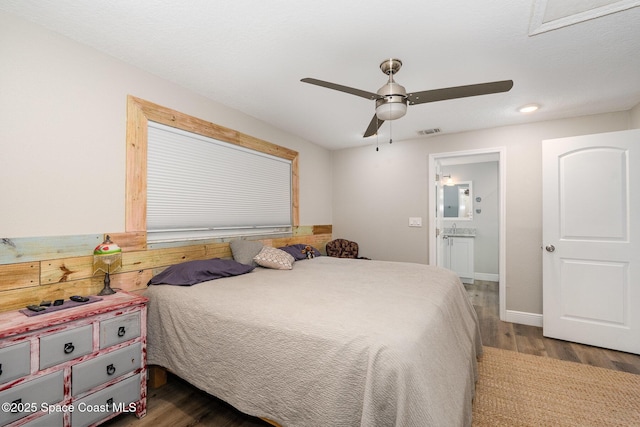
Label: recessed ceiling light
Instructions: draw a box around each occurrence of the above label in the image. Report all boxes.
[519,104,539,113]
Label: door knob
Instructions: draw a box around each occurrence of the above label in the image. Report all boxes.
[545,245,555,252]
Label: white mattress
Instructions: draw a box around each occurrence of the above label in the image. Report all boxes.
[146,256,482,426]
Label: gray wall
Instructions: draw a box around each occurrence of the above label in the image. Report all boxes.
[3,10,640,318]
[632,103,640,128]
[332,111,635,315]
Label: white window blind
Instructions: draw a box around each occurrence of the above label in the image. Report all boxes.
[147,121,292,243]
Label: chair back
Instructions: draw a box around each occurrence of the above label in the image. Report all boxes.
[326,239,360,258]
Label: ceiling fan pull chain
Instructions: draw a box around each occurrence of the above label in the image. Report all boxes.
[389,118,393,144]
[376,117,379,151]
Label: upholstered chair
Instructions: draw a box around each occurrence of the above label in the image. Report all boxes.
[325,239,369,259]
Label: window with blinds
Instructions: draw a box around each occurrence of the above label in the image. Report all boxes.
[146,121,292,243]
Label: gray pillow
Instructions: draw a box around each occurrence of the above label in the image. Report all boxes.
[230,239,264,267]
[279,244,322,260]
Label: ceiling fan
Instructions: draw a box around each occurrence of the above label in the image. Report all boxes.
[301,58,513,138]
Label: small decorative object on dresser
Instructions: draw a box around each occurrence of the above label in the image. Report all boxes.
[93,235,123,296]
[0,291,147,427]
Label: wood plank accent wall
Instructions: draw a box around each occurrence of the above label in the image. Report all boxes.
[0,226,332,313]
[0,96,320,313]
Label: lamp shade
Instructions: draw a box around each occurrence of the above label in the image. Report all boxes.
[93,236,122,275]
[375,80,408,121]
[376,101,407,121]
[93,240,121,256]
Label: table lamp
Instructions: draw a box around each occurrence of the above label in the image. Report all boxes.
[93,235,122,296]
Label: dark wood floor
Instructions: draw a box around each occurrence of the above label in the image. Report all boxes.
[467,280,640,375]
[105,280,640,427]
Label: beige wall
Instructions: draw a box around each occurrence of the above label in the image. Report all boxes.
[0,11,332,239]
[332,111,633,315]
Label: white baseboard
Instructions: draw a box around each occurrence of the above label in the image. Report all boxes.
[474,272,499,282]
[505,310,543,327]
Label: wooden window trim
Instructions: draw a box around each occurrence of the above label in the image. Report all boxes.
[125,96,299,249]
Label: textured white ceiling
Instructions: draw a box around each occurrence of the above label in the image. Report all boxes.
[1,0,639,150]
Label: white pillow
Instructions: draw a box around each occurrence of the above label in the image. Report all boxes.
[253,246,295,270]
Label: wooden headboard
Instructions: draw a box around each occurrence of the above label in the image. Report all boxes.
[1,96,331,313]
[0,225,331,313]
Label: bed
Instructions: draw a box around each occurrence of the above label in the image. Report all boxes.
[145,254,482,427]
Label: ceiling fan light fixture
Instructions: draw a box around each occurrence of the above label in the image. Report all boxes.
[375,96,407,120]
[301,59,514,138]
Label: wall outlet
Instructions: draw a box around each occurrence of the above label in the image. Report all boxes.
[409,217,422,227]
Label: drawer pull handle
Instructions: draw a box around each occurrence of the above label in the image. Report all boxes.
[11,398,21,413]
[106,363,116,376]
[64,342,75,354]
[106,397,114,411]
[0,363,3,376]
[117,326,126,337]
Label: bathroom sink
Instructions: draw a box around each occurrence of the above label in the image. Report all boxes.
[442,227,476,237]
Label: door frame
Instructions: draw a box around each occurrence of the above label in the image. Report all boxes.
[429,146,506,321]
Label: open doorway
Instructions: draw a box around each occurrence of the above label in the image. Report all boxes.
[429,147,506,321]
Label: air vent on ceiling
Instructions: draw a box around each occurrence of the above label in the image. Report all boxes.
[417,128,441,136]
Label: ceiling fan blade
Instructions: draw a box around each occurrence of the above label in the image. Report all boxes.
[363,114,384,138]
[407,80,513,105]
[301,78,379,100]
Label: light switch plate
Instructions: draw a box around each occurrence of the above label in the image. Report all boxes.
[408,217,422,227]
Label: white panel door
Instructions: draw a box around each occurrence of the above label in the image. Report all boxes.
[542,129,639,354]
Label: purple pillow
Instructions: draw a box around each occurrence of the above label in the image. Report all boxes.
[278,244,321,261]
[147,258,254,286]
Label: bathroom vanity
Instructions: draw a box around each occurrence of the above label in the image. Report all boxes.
[442,228,475,284]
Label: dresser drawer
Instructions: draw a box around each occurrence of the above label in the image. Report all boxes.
[40,325,93,370]
[0,370,63,426]
[0,342,30,385]
[71,373,141,427]
[72,342,142,396]
[99,312,140,349]
[22,411,64,427]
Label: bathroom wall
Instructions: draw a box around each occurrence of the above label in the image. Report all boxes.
[442,161,499,280]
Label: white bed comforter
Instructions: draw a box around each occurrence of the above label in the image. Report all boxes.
[146,257,482,427]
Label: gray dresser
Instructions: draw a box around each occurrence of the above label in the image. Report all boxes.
[0,292,147,427]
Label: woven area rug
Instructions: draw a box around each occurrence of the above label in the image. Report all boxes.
[472,346,640,426]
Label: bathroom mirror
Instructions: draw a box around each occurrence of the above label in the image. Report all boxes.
[443,181,473,219]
